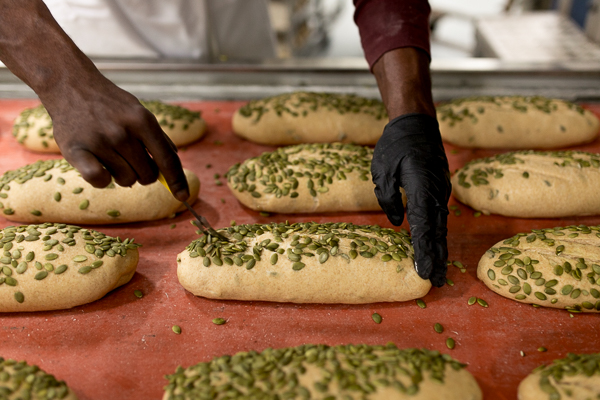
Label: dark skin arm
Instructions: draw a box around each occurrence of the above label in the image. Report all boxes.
[372,47,435,119]
[0,0,189,201]
[370,48,451,287]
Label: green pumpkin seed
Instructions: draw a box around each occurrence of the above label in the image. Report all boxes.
[212,318,226,325]
[134,290,143,298]
[54,265,67,274]
[534,292,547,300]
[172,325,182,334]
[416,299,426,309]
[78,266,92,274]
[30,210,42,216]
[107,210,120,218]
[446,338,455,350]
[487,269,496,280]
[34,271,48,280]
[15,262,27,274]
[434,323,444,333]
[72,187,84,194]
[477,298,488,307]
[371,313,382,324]
[14,291,24,303]
[292,262,305,271]
[79,200,90,210]
[246,259,256,270]
[270,253,278,265]
[45,253,58,261]
[53,192,61,202]
[468,296,477,305]
[319,252,329,264]
[73,255,87,263]
[515,294,527,300]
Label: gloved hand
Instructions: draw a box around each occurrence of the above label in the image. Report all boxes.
[371,113,451,287]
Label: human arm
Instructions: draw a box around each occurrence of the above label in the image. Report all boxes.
[354,0,451,287]
[0,0,189,201]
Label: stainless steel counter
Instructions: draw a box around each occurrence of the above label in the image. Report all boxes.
[1,57,600,101]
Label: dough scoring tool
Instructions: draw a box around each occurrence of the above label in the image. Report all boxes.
[157,173,229,242]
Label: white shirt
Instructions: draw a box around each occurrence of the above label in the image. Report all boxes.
[43,0,276,61]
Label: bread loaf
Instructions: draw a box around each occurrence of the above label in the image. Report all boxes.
[478,225,600,312]
[163,344,482,400]
[232,92,388,145]
[177,221,430,304]
[12,100,206,153]
[452,150,600,218]
[518,353,600,400]
[0,159,200,224]
[0,357,78,399]
[437,96,599,149]
[0,223,139,312]
[226,143,405,213]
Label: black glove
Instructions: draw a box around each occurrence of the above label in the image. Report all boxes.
[371,113,451,287]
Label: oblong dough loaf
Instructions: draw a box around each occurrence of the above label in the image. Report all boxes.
[518,353,600,400]
[477,225,600,312]
[177,221,431,304]
[0,159,200,224]
[0,223,139,312]
[12,100,206,153]
[437,96,599,149]
[163,344,482,400]
[232,92,388,145]
[226,143,405,213]
[0,357,78,399]
[452,150,600,218]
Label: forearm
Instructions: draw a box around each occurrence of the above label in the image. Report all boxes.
[372,47,435,120]
[0,0,102,106]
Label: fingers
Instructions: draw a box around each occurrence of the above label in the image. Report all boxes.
[66,148,112,188]
[407,206,449,287]
[114,137,158,186]
[372,160,405,226]
[401,157,451,286]
[135,113,189,202]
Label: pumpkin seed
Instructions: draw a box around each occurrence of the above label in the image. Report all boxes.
[371,313,382,324]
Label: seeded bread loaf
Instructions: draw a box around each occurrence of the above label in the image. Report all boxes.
[177,222,430,304]
[231,92,388,145]
[0,159,200,224]
[437,96,599,149]
[0,357,78,399]
[518,353,600,400]
[0,223,139,312]
[452,150,600,218]
[226,143,405,213]
[12,100,206,153]
[163,344,482,400]
[478,225,600,312]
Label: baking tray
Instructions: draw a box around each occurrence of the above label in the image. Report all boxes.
[1,99,599,400]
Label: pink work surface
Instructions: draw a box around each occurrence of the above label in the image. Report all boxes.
[1,99,600,400]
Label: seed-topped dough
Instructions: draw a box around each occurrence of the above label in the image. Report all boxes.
[0,357,78,399]
[437,96,599,149]
[12,100,206,152]
[0,223,140,312]
[518,353,600,400]
[478,225,600,313]
[0,159,200,224]
[177,221,430,304]
[452,150,600,218]
[163,344,482,400]
[232,92,388,145]
[226,143,405,213]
